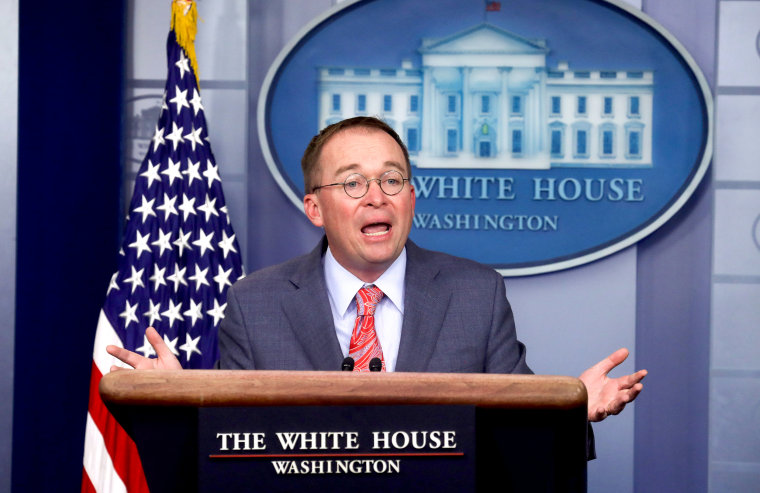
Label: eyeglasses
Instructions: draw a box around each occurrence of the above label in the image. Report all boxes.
[312,170,410,199]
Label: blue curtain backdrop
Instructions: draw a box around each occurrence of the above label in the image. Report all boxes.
[13,2,125,490]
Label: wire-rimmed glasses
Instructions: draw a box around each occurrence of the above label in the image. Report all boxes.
[312,169,410,198]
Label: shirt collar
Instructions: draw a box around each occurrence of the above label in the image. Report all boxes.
[324,246,406,317]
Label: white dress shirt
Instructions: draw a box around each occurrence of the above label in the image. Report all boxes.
[323,246,406,372]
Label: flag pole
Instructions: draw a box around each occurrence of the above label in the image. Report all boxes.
[171,0,200,88]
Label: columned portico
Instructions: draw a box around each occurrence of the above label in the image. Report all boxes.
[318,23,653,170]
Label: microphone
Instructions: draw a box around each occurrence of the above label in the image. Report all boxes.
[341,357,355,371]
[369,358,382,372]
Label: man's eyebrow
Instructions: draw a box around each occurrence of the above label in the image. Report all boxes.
[333,163,361,177]
[332,161,405,177]
[383,161,406,173]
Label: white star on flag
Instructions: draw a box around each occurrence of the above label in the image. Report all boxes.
[220,205,231,225]
[163,334,180,356]
[165,122,185,150]
[151,126,166,152]
[192,229,215,256]
[128,230,152,258]
[213,265,233,293]
[188,264,210,290]
[143,299,162,326]
[141,159,162,186]
[156,193,178,220]
[184,125,204,151]
[119,300,139,328]
[179,333,202,361]
[218,231,237,258]
[107,272,119,294]
[149,263,167,290]
[167,264,188,291]
[178,193,197,221]
[151,229,173,256]
[123,266,145,294]
[189,88,204,115]
[207,298,227,326]
[169,85,190,113]
[203,160,221,187]
[183,159,202,185]
[161,300,184,329]
[133,195,157,223]
[183,299,204,327]
[173,228,192,256]
[175,50,191,79]
[162,157,183,185]
[197,194,219,221]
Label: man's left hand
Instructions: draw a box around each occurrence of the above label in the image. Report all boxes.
[579,348,647,422]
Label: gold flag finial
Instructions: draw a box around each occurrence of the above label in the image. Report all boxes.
[170,0,200,87]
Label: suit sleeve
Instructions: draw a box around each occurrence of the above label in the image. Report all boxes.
[485,273,596,460]
[484,272,532,374]
[217,285,256,369]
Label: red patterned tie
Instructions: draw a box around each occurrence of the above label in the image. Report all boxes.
[349,285,385,372]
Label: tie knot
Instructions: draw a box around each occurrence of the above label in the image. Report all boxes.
[356,285,383,316]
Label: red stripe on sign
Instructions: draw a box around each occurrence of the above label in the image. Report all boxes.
[210,452,466,459]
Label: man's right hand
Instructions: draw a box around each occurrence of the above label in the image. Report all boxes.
[106,326,183,372]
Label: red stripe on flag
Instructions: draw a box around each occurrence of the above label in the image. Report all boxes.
[81,467,97,493]
[87,361,150,492]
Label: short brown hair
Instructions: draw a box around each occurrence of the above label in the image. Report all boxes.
[300,116,412,195]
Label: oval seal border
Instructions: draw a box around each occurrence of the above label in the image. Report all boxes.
[257,0,713,276]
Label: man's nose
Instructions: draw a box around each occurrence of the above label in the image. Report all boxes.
[364,178,386,202]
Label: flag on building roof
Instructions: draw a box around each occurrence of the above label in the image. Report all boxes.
[486,1,502,12]
[82,1,244,490]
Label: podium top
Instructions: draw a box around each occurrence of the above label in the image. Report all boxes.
[100,370,586,410]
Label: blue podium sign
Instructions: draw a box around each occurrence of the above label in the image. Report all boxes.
[258,0,712,275]
[199,406,476,492]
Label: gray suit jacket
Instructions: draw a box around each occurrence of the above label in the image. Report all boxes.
[219,238,531,374]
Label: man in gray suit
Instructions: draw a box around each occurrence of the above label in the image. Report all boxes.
[109,116,646,424]
[220,237,526,374]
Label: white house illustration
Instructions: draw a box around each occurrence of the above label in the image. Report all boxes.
[318,24,653,169]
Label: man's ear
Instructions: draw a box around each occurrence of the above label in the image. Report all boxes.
[303,193,324,227]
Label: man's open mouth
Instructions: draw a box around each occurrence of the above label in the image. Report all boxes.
[361,223,391,236]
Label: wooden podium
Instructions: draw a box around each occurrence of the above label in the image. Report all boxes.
[100,370,588,492]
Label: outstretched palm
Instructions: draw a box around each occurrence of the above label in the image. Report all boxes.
[579,348,647,422]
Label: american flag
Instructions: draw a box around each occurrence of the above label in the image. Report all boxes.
[486,1,502,12]
[82,18,244,492]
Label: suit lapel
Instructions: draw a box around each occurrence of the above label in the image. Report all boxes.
[395,242,451,372]
[282,240,345,370]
